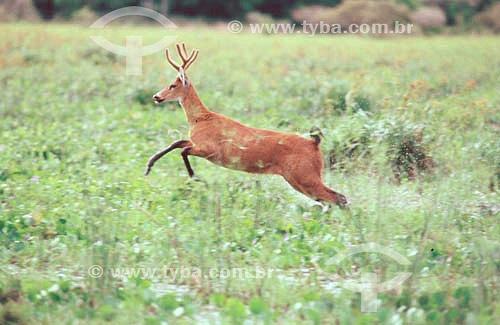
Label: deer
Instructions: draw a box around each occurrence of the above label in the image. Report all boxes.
[145,43,348,207]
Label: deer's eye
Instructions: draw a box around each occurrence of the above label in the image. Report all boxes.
[169,84,177,90]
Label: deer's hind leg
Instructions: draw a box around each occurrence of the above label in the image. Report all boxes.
[283,172,347,207]
[312,182,348,207]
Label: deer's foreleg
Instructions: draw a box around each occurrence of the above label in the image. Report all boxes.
[181,147,194,177]
[145,140,192,176]
[180,146,210,177]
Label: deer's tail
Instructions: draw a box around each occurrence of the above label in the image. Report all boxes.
[309,127,323,145]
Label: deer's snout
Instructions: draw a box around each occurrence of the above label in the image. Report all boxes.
[153,94,164,103]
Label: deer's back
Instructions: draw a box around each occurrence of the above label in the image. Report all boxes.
[190,114,322,175]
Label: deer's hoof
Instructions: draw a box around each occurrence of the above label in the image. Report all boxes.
[337,194,349,208]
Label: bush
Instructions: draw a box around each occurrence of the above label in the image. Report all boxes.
[326,87,371,114]
[441,0,479,25]
[0,0,40,21]
[70,6,98,23]
[313,1,410,30]
[246,11,291,34]
[473,2,500,33]
[133,88,157,107]
[328,118,435,181]
[410,6,447,29]
[33,0,84,19]
[290,5,331,23]
[386,124,435,182]
[86,0,139,15]
[246,11,273,25]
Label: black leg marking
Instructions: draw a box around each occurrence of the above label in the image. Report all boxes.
[181,146,195,177]
[145,140,190,176]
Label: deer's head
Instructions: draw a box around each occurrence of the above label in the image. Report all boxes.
[153,43,199,104]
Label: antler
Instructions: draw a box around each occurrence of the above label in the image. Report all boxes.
[165,43,199,72]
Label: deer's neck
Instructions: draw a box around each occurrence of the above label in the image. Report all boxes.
[180,86,211,126]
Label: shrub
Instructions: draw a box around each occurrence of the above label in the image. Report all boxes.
[70,6,98,23]
[437,0,479,25]
[328,118,435,182]
[86,0,139,15]
[496,162,500,191]
[410,6,447,29]
[246,11,274,25]
[328,134,372,170]
[0,0,40,21]
[473,2,500,33]
[246,11,291,34]
[133,88,157,106]
[33,0,84,19]
[313,1,410,29]
[80,45,118,65]
[386,125,434,182]
[326,115,375,170]
[290,5,332,23]
[326,87,371,114]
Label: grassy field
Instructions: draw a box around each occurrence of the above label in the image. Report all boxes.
[1,23,499,324]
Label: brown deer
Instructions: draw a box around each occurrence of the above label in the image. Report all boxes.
[146,43,347,207]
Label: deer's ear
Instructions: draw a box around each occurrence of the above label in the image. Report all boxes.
[179,67,189,88]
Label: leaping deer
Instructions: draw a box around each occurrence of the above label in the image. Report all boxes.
[146,43,347,207]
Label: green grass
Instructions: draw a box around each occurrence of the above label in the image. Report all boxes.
[1,23,499,324]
